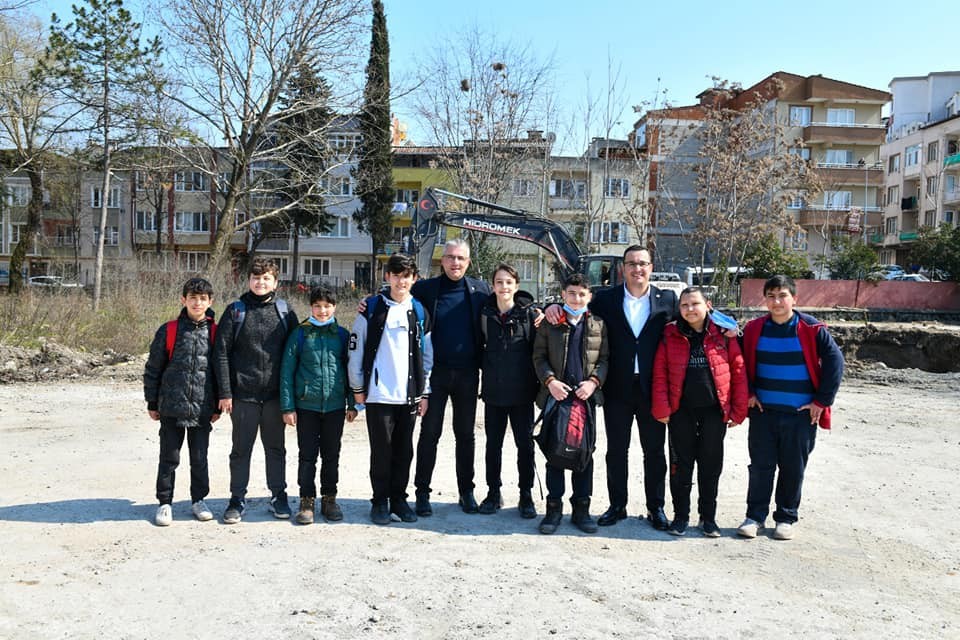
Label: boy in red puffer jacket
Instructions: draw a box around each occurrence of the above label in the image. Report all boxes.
[651,286,748,537]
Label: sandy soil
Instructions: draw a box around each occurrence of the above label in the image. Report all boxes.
[1,367,959,639]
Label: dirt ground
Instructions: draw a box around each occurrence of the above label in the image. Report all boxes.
[1,360,959,639]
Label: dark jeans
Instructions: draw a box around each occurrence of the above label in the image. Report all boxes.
[415,365,479,495]
[228,398,286,498]
[601,380,666,512]
[668,404,727,521]
[545,459,593,501]
[296,408,346,497]
[484,403,535,493]
[746,408,817,524]
[367,403,417,504]
[156,418,211,504]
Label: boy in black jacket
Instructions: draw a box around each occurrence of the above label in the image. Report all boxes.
[143,277,220,526]
[214,258,299,524]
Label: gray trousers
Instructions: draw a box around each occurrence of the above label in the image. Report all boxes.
[228,398,286,498]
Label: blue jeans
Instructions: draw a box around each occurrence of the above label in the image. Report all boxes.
[746,408,817,524]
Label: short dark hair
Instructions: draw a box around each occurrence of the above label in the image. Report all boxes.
[385,253,418,277]
[562,272,589,290]
[491,263,519,282]
[763,275,796,296]
[679,286,710,303]
[249,257,280,278]
[622,244,650,260]
[309,286,337,306]
[182,277,214,297]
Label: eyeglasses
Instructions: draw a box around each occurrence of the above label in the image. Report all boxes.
[442,255,469,262]
[624,260,651,269]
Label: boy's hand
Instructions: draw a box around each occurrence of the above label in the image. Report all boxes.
[148,410,160,421]
[353,392,366,405]
[799,402,823,425]
[357,299,368,314]
[548,379,570,401]
[211,413,220,424]
[417,397,428,416]
[544,305,563,325]
[282,412,297,426]
[574,379,597,400]
[657,417,670,425]
[219,399,233,414]
[346,409,358,423]
[532,308,545,328]
[747,395,763,412]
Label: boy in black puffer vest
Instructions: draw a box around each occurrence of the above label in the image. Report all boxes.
[144,277,220,526]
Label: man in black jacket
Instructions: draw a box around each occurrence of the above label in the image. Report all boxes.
[411,238,491,515]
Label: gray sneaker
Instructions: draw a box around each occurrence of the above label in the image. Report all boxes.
[773,522,795,540]
[737,517,764,538]
[223,497,245,524]
[155,504,173,527]
[269,492,291,519]
[191,500,213,522]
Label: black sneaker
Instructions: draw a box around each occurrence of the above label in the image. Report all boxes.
[270,492,291,519]
[223,497,245,524]
[478,492,503,515]
[518,492,537,519]
[700,519,721,538]
[370,501,390,525]
[667,519,688,536]
[415,492,432,517]
[390,499,418,523]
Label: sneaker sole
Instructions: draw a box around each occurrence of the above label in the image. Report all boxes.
[223,513,243,525]
[270,507,291,520]
[155,519,172,527]
[773,530,794,540]
[193,512,213,522]
[702,530,722,538]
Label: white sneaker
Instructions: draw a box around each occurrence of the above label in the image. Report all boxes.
[191,500,213,522]
[773,522,795,540]
[736,517,763,538]
[155,504,173,527]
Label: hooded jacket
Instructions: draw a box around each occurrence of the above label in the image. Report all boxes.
[532,310,609,409]
[279,319,353,414]
[479,290,539,407]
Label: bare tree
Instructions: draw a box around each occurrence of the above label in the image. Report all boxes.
[156,0,367,272]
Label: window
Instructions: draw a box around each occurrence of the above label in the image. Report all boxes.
[177,251,209,271]
[886,185,900,205]
[11,223,25,244]
[512,179,535,197]
[548,178,586,200]
[395,188,419,204]
[174,211,209,232]
[7,185,30,206]
[603,178,630,198]
[56,225,75,246]
[318,216,350,238]
[515,258,534,280]
[175,171,209,192]
[824,149,854,166]
[91,186,121,208]
[787,230,808,251]
[303,258,330,277]
[925,210,938,226]
[788,190,806,209]
[905,145,921,167]
[789,106,811,126]
[328,133,361,157]
[947,174,957,192]
[826,108,855,125]
[927,141,939,163]
[217,172,231,192]
[140,251,171,271]
[234,210,249,226]
[322,176,353,197]
[824,191,851,209]
[888,154,901,173]
[590,221,629,244]
[945,211,955,226]
[263,257,289,276]
[788,147,811,160]
[885,217,898,235]
[136,210,158,231]
[926,176,938,196]
[93,226,119,246]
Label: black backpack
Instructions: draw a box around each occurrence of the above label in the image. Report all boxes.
[533,395,596,472]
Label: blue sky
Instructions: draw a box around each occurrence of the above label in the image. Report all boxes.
[36,0,960,150]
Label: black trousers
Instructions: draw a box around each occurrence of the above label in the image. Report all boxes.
[156,418,211,504]
[601,379,667,512]
[228,398,286,498]
[746,408,817,525]
[296,408,346,497]
[667,404,727,521]
[366,403,417,504]
[545,459,593,501]
[415,365,479,495]
[484,403,535,493]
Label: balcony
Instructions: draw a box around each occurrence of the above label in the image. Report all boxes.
[944,152,960,168]
[944,190,960,204]
[259,233,290,251]
[813,163,884,186]
[899,231,919,242]
[869,233,884,245]
[796,206,882,228]
[802,122,885,146]
[901,196,918,211]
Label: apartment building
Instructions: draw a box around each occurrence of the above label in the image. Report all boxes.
[878,72,960,265]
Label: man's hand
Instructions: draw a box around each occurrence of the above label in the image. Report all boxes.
[574,379,597,400]
[354,392,366,405]
[282,411,297,426]
[346,409,358,423]
[148,410,160,421]
[219,399,233,414]
[544,305,563,325]
[210,413,220,424]
[747,395,763,412]
[417,397,429,416]
[799,402,823,425]
[548,379,570,401]
[532,308,545,328]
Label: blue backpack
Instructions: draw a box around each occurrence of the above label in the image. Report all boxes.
[229,298,290,340]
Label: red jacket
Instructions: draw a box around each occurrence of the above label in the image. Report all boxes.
[651,320,749,425]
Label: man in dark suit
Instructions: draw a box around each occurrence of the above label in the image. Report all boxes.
[582,246,678,530]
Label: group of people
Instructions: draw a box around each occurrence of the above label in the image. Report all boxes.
[144,240,844,540]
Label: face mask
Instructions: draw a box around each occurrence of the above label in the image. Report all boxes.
[308,316,334,327]
[562,304,586,317]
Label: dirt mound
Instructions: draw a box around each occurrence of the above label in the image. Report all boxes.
[830,322,960,373]
[0,340,144,384]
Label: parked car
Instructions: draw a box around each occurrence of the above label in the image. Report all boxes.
[27,275,84,290]
[650,271,684,294]
[867,264,905,280]
[890,274,930,282]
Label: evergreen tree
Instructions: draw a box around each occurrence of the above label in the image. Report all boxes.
[44,0,162,308]
[353,0,394,291]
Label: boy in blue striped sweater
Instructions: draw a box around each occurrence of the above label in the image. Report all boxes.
[737,275,844,540]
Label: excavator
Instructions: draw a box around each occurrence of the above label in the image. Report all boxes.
[412,187,625,291]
